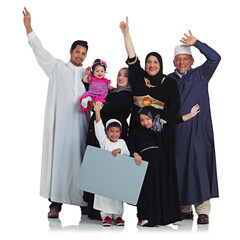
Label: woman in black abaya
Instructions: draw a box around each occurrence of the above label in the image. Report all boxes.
[120,17,182,226]
[84,67,133,220]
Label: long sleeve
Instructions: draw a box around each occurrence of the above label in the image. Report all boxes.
[94,119,108,148]
[121,141,130,156]
[174,116,184,125]
[82,81,89,91]
[126,56,145,91]
[128,130,139,156]
[27,31,57,78]
[194,40,221,83]
[160,78,180,124]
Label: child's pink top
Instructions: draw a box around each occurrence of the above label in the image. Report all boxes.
[86,75,111,98]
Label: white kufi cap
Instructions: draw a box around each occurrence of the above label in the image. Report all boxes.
[106,119,122,129]
[174,45,192,57]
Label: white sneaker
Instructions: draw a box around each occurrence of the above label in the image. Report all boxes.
[139,219,148,226]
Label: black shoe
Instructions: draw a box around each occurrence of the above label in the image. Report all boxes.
[81,206,88,215]
[181,211,194,220]
[197,214,209,224]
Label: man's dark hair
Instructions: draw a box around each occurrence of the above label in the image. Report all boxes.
[71,40,88,51]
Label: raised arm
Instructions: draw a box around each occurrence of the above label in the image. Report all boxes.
[182,104,200,122]
[93,102,108,147]
[180,30,197,47]
[174,104,200,124]
[180,30,221,81]
[93,102,103,123]
[120,17,136,59]
[23,7,57,78]
[23,7,33,34]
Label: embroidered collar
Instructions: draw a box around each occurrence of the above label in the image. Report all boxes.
[66,61,84,104]
[144,77,166,88]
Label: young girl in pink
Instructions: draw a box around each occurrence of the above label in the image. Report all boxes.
[80,59,111,111]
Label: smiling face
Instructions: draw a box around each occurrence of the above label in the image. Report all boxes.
[70,45,87,66]
[117,68,128,87]
[173,54,194,75]
[105,126,121,142]
[93,65,106,79]
[140,113,153,129]
[145,55,160,76]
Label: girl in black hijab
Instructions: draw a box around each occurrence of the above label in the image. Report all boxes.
[128,106,181,226]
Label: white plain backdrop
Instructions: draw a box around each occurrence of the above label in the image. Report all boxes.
[1,0,239,239]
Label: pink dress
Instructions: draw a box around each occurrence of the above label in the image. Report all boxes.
[80,75,111,111]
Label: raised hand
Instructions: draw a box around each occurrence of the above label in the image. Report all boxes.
[190,104,200,117]
[93,101,103,112]
[182,104,200,122]
[93,101,103,123]
[120,17,136,59]
[120,16,129,35]
[180,30,197,47]
[22,7,33,34]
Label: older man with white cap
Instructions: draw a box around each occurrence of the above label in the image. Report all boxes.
[168,30,221,224]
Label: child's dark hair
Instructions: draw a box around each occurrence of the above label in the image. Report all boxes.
[91,59,107,73]
[106,122,122,131]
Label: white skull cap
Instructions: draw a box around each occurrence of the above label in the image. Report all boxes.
[174,45,192,57]
[106,119,122,129]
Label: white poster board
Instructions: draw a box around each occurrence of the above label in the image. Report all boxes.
[76,145,148,205]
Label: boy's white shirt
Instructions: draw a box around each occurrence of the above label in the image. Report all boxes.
[94,119,130,156]
[93,119,130,215]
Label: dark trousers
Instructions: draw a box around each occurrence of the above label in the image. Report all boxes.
[48,199,89,215]
[49,199,62,211]
[83,192,101,220]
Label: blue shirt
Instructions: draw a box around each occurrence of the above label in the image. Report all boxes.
[168,40,221,205]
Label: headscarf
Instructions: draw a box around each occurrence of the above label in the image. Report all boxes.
[138,106,163,133]
[144,52,166,86]
[110,68,132,93]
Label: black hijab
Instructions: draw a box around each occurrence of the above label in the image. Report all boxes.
[138,106,163,133]
[144,52,166,86]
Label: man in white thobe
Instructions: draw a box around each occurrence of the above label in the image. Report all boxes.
[23,8,90,218]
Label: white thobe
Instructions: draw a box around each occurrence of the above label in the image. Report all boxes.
[27,31,90,206]
[93,120,130,215]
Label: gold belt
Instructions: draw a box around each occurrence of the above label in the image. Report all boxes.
[134,95,165,110]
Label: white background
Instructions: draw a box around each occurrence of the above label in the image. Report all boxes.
[0,0,239,239]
